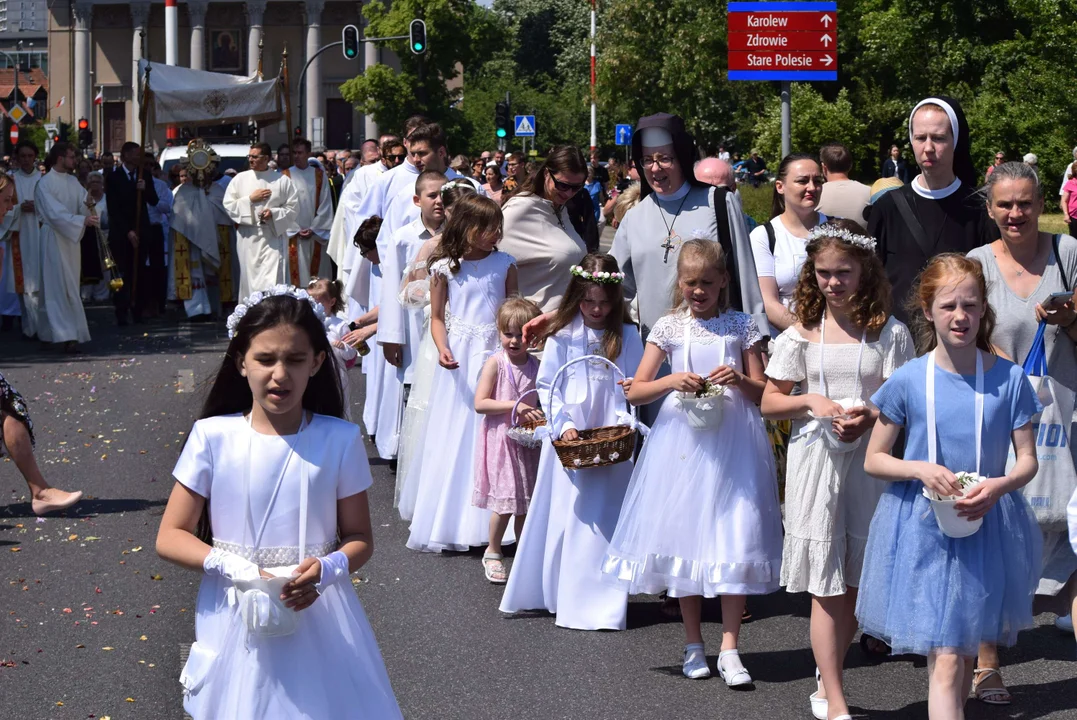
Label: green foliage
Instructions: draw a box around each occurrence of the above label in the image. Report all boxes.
[738,184,773,226]
[753,84,869,179]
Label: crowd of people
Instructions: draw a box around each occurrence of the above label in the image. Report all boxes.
[1,97,1077,720]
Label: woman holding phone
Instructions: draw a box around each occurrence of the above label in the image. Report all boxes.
[966,161,1077,705]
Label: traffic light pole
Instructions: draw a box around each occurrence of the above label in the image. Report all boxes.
[297,34,410,142]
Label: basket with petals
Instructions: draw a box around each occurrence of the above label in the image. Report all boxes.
[676,381,727,429]
[507,388,546,448]
[548,355,643,469]
[922,471,986,538]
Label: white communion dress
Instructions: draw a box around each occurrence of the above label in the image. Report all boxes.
[173,413,402,719]
[603,310,784,597]
[500,318,644,630]
[405,251,517,552]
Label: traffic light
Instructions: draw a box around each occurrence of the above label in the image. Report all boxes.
[342,24,360,60]
[77,118,93,150]
[57,121,70,145]
[494,101,510,139]
[294,126,302,137]
[409,19,427,55]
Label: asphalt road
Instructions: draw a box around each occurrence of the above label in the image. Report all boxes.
[2,305,1075,720]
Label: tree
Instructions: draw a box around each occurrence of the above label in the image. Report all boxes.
[338,0,500,144]
[753,84,868,175]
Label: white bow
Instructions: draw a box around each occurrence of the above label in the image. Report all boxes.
[615,410,650,437]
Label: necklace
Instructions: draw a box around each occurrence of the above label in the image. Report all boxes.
[656,192,690,263]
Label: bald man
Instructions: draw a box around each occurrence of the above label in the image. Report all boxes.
[695,157,735,190]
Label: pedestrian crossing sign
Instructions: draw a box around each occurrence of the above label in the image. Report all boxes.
[514,115,536,137]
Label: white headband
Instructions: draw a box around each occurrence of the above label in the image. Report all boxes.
[909,97,959,146]
[639,127,673,148]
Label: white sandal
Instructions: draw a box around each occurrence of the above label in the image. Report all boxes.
[972,667,1012,705]
[810,666,827,719]
[717,649,753,688]
[481,552,508,584]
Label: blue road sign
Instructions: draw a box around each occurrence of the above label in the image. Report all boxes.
[514,115,536,137]
[615,124,633,146]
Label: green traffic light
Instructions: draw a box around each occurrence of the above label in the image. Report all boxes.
[413,43,423,52]
[345,49,356,58]
[496,129,507,138]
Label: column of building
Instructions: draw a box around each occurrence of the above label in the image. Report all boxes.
[247,0,268,77]
[72,1,93,128]
[305,0,325,144]
[188,1,209,71]
[130,3,151,143]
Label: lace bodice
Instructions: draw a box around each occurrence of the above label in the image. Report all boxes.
[765,317,914,402]
[430,251,516,328]
[647,310,762,373]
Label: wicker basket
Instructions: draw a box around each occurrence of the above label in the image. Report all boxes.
[507,388,546,448]
[549,354,638,469]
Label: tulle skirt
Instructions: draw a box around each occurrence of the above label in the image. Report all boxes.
[602,392,783,597]
[855,481,1043,657]
[182,575,402,720]
[396,312,438,518]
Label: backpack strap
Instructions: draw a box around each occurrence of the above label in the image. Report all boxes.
[890,186,934,260]
[764,220,777,253]
[1053,233,1070,291]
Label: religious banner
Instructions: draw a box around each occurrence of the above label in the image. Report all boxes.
[139,60,282,129]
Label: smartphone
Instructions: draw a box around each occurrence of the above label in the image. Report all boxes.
[1045,291,1073,307]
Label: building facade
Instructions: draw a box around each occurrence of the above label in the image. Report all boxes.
[47,1,398,152]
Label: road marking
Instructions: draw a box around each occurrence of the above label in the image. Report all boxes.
[176,369,195,394]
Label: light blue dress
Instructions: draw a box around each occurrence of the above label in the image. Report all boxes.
[856,353,1043,656]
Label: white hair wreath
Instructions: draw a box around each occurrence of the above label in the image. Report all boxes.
[807,223,877,252]
[225,284,326,339]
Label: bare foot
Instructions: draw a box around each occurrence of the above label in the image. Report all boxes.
[31,488,83,516]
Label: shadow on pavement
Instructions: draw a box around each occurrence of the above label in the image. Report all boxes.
[0,497,167,519]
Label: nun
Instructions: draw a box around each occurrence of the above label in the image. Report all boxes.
[610,113,765,342]
[867,96,998,323]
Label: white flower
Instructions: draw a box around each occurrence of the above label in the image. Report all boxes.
[592,455,601,464]
[609,452,620,461]
[573,459,582,467]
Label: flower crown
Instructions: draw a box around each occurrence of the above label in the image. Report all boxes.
[440,178,476,197]
[807,223,877,252]
[570,265,625,283]
[225,284,326,339]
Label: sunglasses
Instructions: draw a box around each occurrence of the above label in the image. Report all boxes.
[387,153,407,161]
[549,173,584,193]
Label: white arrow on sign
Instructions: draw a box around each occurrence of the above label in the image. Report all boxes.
[821,14,833,27]
[821,34,833,47]
[822,54,834,66]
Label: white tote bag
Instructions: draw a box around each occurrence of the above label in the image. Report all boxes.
[1008,322,1077,531]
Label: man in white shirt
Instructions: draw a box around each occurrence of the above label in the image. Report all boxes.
[281,138,333,286]
[36,143,96,351]
[222,142,300,297]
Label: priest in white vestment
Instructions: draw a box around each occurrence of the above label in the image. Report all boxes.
[172,181,223,318]
[222,142,300,298]
[282,139,333,286]
[0,141,45,338]
[35,143,95,349]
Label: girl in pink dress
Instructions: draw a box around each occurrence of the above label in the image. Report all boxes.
[473,297,545,583]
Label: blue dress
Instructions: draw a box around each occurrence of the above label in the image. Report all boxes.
[855,354,1043,656]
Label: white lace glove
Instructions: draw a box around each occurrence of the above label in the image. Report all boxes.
[203,547,261,583]
[316,550,351,592]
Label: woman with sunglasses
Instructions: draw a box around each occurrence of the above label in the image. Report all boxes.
[498,146,589,312]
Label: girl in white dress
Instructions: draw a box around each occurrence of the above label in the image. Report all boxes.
[404,194,520,552]
[309,277,359,421]
[761,220,914,720]
[603,239,783,686]
[396,180,477,513]
[155,286,401,719]
[501,254,644,630]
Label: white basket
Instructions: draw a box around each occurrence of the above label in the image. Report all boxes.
[508,388,546,448]
[922,488,984,538]
[817,397,865,454]
[677,392,726,429]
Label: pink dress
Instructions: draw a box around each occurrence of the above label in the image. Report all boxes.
[473,350,540,515]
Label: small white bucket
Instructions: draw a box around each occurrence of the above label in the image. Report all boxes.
[678,393,725,429]
[922,488,984,538]
[818,398,865,454]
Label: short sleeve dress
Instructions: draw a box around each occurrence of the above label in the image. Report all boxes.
[766,317,914,597]
[855,355,1043,656]
[172,413,402,720]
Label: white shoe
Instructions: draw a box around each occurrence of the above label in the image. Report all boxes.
[1056,614,1074,632]
[682,643,711,679]
[717,649,753,687]
[811,667,827,719]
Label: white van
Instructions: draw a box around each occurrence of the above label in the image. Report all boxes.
[158,143,251,176]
